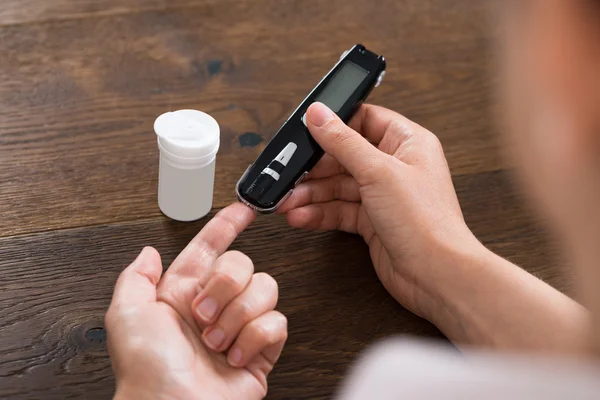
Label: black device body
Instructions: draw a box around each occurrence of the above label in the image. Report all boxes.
[236,44,386,213]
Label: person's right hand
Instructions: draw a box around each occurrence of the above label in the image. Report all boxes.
[279,102,484,322]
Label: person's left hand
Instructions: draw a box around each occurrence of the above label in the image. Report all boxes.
[105,203,287,400]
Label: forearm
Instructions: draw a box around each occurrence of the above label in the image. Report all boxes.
[428,243,592,355]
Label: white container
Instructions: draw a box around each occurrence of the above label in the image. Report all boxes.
[154,109,220,221]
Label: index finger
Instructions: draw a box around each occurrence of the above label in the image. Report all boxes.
[165,202,256,280]
[348,104,414,145]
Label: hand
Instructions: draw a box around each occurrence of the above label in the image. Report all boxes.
[280,102,591,355]
[279,102,481,321]
[106,203,287,400]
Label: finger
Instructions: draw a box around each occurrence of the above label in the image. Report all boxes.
[110,247,163,308]
[277,175,361,214]
[306,102,388,186]
[163,203,255,281]
[307,105,412,180]
[306,154,347,180]
[191,251,254,325]
[227,310,287,368]
[286,201,360,234]
[347,103,412,145]
[202,273,278,352]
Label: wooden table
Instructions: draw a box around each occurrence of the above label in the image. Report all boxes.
[0,1,570,399]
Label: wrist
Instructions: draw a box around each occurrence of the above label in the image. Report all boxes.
[414,233,497,336]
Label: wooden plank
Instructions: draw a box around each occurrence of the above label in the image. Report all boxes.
[0,0,496,237]
[0,0,206,26]
[0,170,566,400]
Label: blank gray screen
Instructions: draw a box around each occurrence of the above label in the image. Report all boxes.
[315,61,369,113]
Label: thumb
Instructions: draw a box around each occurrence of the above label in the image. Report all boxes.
[110,246,163,307]
[306,102,385,185]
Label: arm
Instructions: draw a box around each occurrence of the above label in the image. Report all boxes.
[281,102,592,355]
[431,242,591,354]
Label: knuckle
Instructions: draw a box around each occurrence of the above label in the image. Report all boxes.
[394,119,441,153]
[274,312,288,335]
[235,301,255,322]
[388,118,442,153]
[424,130,443,151]
[251,322,271,341]
[254,272,279,297]
[280,324,289,342]
[253,312,288,344]
[213,270,246,293]
[388,119,414,139]
[419,133,445,165]
[433,137,445,156]
[276,311,288,326]
[252,315,287,343]
[221,250,254,272]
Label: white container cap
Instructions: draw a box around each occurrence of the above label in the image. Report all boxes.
[154,109,220,222]
[155,109,220,168]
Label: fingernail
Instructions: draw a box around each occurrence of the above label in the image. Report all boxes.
[204,327,225,350]
[228,347,243,366]
[308,102,334,127]
[196,297,218,321]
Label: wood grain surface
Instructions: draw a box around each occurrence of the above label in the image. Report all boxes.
[0,0,498,237]
[0,0,568,399]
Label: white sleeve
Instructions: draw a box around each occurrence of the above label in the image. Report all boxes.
[335,336,600,400]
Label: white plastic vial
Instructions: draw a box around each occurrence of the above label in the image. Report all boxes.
[154,109,220,222]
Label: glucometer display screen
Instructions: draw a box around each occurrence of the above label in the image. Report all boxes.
[314,61,369,112]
